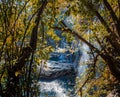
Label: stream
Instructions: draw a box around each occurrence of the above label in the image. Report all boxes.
[38,42,90,97]
[39,74,76,97]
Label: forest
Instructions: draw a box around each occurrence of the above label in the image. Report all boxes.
[0,0,120,97]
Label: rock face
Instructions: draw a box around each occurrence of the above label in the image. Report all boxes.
[38,49,81,79]
[39,61,74,79]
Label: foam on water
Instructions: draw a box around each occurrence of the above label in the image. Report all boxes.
[39,80,69,97]
[78,43,90,76]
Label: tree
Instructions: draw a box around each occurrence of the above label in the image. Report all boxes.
[0,0,120,96]
[0,0,48,96]
[52,0,120,96]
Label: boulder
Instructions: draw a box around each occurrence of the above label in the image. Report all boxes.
[37,49,81,79]
[38,61,75,79]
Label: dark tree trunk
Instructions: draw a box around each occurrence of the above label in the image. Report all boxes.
[2,1,48,96]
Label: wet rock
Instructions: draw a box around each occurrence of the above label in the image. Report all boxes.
[38,61,75,79]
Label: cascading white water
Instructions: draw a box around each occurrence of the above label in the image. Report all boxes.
[77,43,90,76]
[39,80,69,97]
[38,43,90,97]
[80,43,90,62]
[38,27,90,97]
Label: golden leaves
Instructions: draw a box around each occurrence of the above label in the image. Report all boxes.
[47,29,60,41]
[15,71,21,77]
[6,35,12,45]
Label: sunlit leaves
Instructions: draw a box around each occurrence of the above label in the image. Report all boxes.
[62,32,74,42]
[76,60,114,97]
[0,0,119,96]
[15,71,21,77]
[47,29,60,41]
[1,72,7,83]
[0,0,49,96]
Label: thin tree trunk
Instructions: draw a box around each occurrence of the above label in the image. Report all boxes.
[3,1,48,96]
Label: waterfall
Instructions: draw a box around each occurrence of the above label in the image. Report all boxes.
[77,42,90,76]
[80,43,90,62]
[71,37,81,68]
[39,80,68,97]
[60,37,66,48]
[38,42,90,97]
[38,28,88,96]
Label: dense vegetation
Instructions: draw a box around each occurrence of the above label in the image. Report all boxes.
[0,0,120,97]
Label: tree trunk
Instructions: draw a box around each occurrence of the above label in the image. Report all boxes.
[3,1,48,96]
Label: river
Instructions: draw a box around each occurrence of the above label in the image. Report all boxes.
[38,42,89,97]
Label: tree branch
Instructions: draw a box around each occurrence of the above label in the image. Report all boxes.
[103,0,120,36]
[61,21,100,53]
[13,0,48,72]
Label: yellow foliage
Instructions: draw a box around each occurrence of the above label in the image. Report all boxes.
[1,73,7,83]
[47,29,60,41]
[15,71,21,77]
[6,35,12,45]
[47,29,55,36]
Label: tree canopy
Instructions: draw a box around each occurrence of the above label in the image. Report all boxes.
[0,0,120,97]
